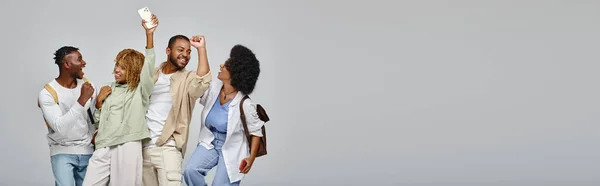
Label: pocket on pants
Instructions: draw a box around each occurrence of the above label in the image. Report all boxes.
[166,171,181,182]
[161,147,183,182]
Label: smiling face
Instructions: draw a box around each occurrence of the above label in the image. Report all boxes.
[113,64,126,83]
[217,60,231,81]
[63,50,86,79]
[166,38,191,70]
[113,49,144,90]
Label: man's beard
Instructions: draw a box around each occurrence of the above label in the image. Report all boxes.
[169,55,187,70]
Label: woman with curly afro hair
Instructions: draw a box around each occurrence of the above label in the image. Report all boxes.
[184,44,264,186]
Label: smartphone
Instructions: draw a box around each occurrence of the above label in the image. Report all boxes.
[137,7,155,29]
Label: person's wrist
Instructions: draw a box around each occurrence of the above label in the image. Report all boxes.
[78,97,87,106]
[95,99,102,108]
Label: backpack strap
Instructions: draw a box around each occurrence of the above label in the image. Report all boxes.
[38,84,58,129]
[38,84,58,108]
[240,95,251,144]
[81,77,96,124]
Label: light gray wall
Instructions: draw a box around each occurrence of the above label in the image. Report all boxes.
[1,0,599,185]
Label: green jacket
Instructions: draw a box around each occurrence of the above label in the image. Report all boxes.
[93,48,155,149]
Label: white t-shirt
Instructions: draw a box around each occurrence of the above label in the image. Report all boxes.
[144,71,176,148]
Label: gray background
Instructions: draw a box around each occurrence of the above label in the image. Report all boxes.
[1,0,599,185]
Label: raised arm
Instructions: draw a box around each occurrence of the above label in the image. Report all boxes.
[190,35,210,77]
[139,14,159,98]
[188,35,212,98]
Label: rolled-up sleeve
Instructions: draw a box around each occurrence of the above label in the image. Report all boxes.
[187,71,212,99]
[242,100,265,137]
[93,108,102,128]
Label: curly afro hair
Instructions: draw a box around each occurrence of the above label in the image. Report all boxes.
[226,45,260,95]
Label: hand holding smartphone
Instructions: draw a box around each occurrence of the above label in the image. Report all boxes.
[138,7,156,29]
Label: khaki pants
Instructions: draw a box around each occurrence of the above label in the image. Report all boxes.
[82,141,143,186]
[142,145,184,186]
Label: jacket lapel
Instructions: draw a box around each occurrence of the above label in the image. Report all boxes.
[202,81,222,127]
[152,62,166,83]
[226,91,244,139]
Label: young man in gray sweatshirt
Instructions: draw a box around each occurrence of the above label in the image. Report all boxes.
[37,46,97,186]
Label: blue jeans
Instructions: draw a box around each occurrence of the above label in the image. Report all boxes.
[51,154,92,186]
[184,130,241,186]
